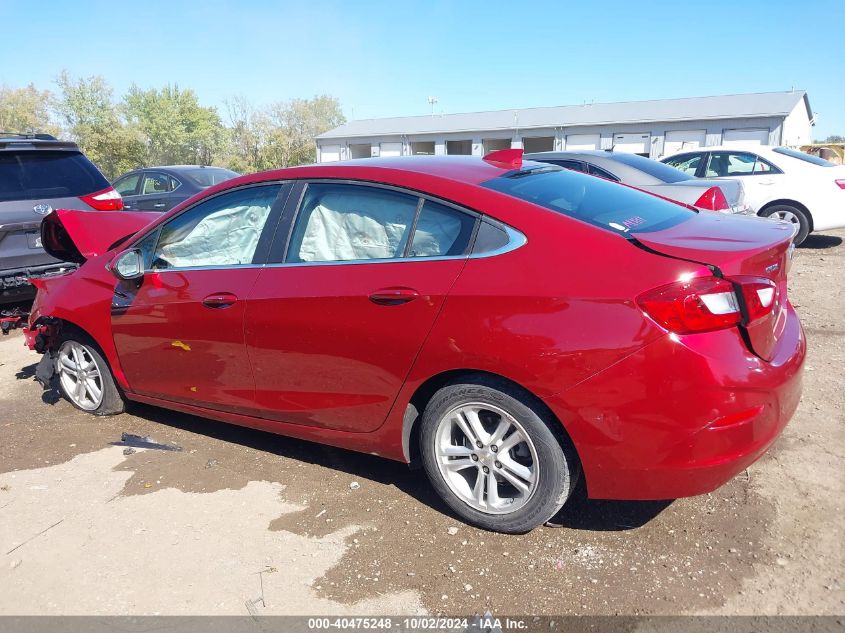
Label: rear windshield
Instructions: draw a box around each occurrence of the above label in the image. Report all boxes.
[609,153,691,183]
[182,168,239,187]
[482,166,694,235]
[0,150,109,202]
[772,147,836,167]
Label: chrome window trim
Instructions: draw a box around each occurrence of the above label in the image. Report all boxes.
[141,223,526,274]
[130,178,527,274]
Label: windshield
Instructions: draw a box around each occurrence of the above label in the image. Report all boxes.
[609,152,691,183]
[772,147,836,167]
[183,167,240,187]
[482,166,693,235]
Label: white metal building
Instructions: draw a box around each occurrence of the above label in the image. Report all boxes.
[316,91,813,163]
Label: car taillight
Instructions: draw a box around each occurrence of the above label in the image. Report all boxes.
[693,186,730,211]
[637,276,740,334]
[835,179,845,190]
[79,186,123,211]
[638,275,780,335]
[732,276,779,322]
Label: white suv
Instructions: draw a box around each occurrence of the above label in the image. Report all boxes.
[662,145,845,244]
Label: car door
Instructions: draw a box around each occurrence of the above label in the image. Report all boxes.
[702,151,785,211]
[243,181,478,432]
[135,171,176,212]
[111,183,288,413]
[113,172,142,210]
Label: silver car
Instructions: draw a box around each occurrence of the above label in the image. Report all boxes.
[0,134,119,303]
[525,150,749,215]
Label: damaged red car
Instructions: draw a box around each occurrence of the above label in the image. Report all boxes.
[24,151,805,533]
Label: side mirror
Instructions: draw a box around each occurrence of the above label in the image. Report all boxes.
[110,249,144,280]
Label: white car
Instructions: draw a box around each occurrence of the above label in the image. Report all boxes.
[661,144,845,244]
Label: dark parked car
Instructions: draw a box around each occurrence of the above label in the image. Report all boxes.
[526,150,749,215]
[0,133,122,303]
[113,165,239,212]
[26,150,803,533]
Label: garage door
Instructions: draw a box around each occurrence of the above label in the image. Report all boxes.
[663,130,706,156]
[565,134,600,150]
[320,144,340,163]
[613,133,651,155]
[380,142,403,157]
[722,129,769,147]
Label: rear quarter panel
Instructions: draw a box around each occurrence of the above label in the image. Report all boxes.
[386,190,712,453]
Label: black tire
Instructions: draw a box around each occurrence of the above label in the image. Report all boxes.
[419,375,578,533]
[759,204,810,246]
[54,329,125,416]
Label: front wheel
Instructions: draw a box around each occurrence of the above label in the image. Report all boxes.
[760,204,810,245]
[55,332,125,416]
[420,378,577,533]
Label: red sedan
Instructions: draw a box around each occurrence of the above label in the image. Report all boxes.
[25,150,805,533]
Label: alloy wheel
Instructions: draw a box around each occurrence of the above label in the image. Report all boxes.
[434,402,539,514]
[56,341,104,411]
[767,209,799,225]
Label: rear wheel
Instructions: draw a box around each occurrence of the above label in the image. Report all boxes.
[760,204,810,245]
[55,332,125,415]
[420,377,577,533]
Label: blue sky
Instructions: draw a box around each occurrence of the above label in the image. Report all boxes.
[1,0,843,137]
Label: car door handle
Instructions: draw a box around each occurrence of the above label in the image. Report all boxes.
[153,203,166,208]
[202,292,238,309]
[368,287,419,306]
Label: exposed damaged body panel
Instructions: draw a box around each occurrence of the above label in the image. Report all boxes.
[40,209,155,264]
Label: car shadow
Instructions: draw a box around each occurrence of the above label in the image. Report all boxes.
[13,360,671,533]
[545,476,672,530]
[131,402,672,533]
[799,234,843,249]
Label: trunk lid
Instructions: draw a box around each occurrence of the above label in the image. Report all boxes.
[41,208,155,264]
[632,212,796,361]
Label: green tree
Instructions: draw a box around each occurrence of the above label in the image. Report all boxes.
[272,95,346,167]
[54,71,146,179]
[124,84,226,166]
[0,83,60,136]
[220,95,345,173]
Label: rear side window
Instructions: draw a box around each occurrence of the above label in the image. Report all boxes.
[409,200,476,257]
[706,152,781,177]
[482,167,693,235]
[287,183,419,262]
[0,151,109,202]
[587,164,620,182]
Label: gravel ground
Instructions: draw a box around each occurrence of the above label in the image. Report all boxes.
[0,230,842,616]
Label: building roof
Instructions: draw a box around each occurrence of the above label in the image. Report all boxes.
[318,91,811,140]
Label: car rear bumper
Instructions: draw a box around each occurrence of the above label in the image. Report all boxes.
[547,303,805,500]
[0,264,77,306]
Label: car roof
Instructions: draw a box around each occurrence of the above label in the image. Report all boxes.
[225,156,524,188]
[0,133,80,152]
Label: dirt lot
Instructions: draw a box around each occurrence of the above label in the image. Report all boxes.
[0,231,843,616]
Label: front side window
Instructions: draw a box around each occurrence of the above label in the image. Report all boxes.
[663,153,702,176]
[287,183,419,262]
[150,185,281,270]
